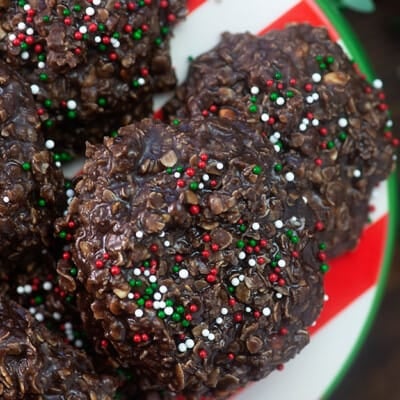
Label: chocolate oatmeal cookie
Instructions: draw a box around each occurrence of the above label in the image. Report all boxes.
[164,24,396,257]
[0,0,186,151]
[0,60,64,272]
[56,117,326,399]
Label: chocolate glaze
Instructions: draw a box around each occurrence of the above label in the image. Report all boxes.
[164,25,396,257]
[0,0,186,151]
[0,60,64,272]
[57,117,325,398]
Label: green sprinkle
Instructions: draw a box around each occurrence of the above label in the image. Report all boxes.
[67,110,77,119]
[70,267,78,276]
[250,96,258,103]
[176,305,185,314]
[132,79,139,88]
[38,198,46,207]
[315,55,324,62]
[181,320,190,328]
[166,167,173,174]
[166,299,173,307]
[189,181,199,191]
[172,313,181,322]
[18,0,26,6]
[143,260,150,268]
[63,8,71,16]
[137,298,145,307]
[228,286,235,293]
[154,37,163,46]
[132,29,143,40]
[97,97,107,107]
[291,236,299,244]
[320,263,329,273]
[338,132,347,142]
[112,32,121,39]
[110,130,118,138]
[58,231,67,239]
[98,43,107,52]
[172,264,180,273]
[286,90,294,98]
[44,99,52,108]
[145,287,153,295]
[271,261,277,267]
[252,165,262,175]
[157,310,166,319]
[269,92,278,101]
[274,163,283,172]
[34,295,44,305]
[128,279,136,287]
[22,162,31,171]
[319,63,327,70]
[326,56,334,64]
[73,4,81,11]
[20,42,28,51]
[248,104,258,113]
[249,239,257,247]
[172,118,180,126]
[176,166,184,173]
[236,240,245,249]
[42,15,50,23]
[39,73,48,81]
[274,72,282,80]
[239,224,247,233]
[327,141,335,149]
[98,23,106,32]
[319,243,327,250]
[161,26,169,36]
[38,54,46,62]
[187,55,194,62]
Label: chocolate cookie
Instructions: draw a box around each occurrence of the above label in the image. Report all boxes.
[56,117,326,399]
[0,297,118,399]
[0,0,186,152]
[164,24,396,257]
[0,60,64,272]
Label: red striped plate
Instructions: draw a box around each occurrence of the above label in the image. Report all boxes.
[159,0,397,399]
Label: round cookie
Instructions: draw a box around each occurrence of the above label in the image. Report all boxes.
[164,24,396,257]
[0,0,186,152]
[56,117,326,398]
[0,60,64,272]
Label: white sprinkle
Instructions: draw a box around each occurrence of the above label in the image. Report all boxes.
[208,333,215,341]
[198,183,204,190]
[274,220,284,229]
[137,77,146,86]
[8,34,16,41]
[299,123,307,132]
[56,161,62,168]
[35,313,45,322]
[260,113,269,122]
[26,27,34,35]
[133,268,141,276]
[66,189,75,198]
[248,258,256,267]
[64,322,72,331]
[67,100,77,110]
[238,251,246,260]
[135,230,144,239]
[183,339,194,349]
[79,26,88,34]
[338,117,348,128]
[252,222,260,231]
[143,270,150,277]
[353,169,362,178]
[239,274,245,281]
[93,0,101,5]
[159,285,167,294]
[149,275,157,283]
[221,307,228,315]
[302,118,310,125]
[245,307,252,313]
[372,79,383,89]
[306,95,314,104]
[269,135,278,144]
[153,292,162,301]
[179,269,189,279]
[164,306,174,316]
[85,6,95,16]
[17,286,24,295]
[324,294,329,302]
[285,172,295,182]
[45,139,55,149]
[250,86,260,95]
[111,38,120,48]
[178,343,187,352]
[312,118,320,126]
[29,307,36,315]
[158,301,166,309]
[273,131,281,139]
[43,281,52,291]
[202,329,210,337]
[23,4,31,11]
[276,292,283,299]
[290,216,298,224]
[159,231,165,238]
[312,73,322,83]
[262,307,271,316]
[94,36,102,43]
[386,119,393,128]
[163,240,170,247]
[135,309,144,318]
[3,196,10,203]
[127,293,134,299]
[52,312,62,320]
[216,317,223,324]
[202,174,209,182]
[37,61,45,69]
[278,259,286,268]
[153,301,161,309]
[75,339,84,348]
[302,196,308,204]
[312,92,320,101]
[274,144,281,153]
[17,22,26,30]
[216,162,224,170]
[231,277,240,287]
[276,97,285,106]
[20,51,29,60]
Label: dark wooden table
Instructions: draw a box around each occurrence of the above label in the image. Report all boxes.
[330,1,400,398]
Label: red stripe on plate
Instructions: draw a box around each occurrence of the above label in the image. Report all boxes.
[257,0,339,41]
[187,0,207,13]
[309,214,388,335]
